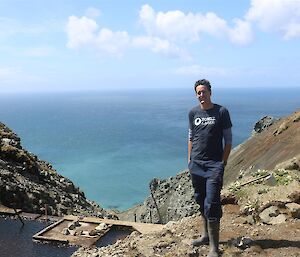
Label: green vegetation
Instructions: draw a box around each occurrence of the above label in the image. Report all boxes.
[228,181,241,193]
[243,199,260,215]
[274,169,299,185]
[251,169,268,178]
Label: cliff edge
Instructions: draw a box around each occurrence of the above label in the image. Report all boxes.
[0,122,108,217]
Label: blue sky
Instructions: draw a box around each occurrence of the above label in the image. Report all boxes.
[1,0,300,92]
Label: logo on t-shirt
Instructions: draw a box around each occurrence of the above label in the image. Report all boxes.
[194,116,216,126]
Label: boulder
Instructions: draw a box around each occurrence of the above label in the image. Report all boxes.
[259,206,280,224]
[286,202,300,218]
[252,116,278,135]
[269,214,287,225]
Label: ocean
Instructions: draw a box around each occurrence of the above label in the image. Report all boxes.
[0,88,299,210]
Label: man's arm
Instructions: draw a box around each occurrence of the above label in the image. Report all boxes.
[222,127,232,166]
[222,143,232,166]
[187,126,193,164]
[188,140,192,164]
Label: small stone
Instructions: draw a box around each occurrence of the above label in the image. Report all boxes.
[269,214,287,225]
[286,203,300,218]
[69,230,76,236]
[259,206,280,224]
[288,191,300,204]
[62,228,70,235]
[68,223,76,230]
[89,229,99,236]
[231,236,253,249]
[95,223,108,231]
[246,215,255,225]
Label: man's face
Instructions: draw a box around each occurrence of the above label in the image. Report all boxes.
[195,85,211,105]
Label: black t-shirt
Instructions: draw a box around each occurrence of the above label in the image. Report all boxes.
[189,104,232,162]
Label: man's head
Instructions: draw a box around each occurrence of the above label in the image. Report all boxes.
[194,79,211,93]
[194,79,212,108]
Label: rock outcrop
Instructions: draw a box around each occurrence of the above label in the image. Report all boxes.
[118,171,199,223]
[252,116,279,135]
[0,122,108,217]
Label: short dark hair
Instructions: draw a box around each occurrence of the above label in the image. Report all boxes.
[194,79,211,92]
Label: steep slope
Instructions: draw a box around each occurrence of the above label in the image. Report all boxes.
[0,122,108,217]
[224,109,300,185]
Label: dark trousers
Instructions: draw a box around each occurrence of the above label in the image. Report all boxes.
[190,161,224,220]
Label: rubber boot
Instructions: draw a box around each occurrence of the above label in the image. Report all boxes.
[207,220,220,257]
[192,216,209,246]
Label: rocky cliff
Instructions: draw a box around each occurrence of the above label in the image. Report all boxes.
[0,122,108,217]
[117,171,198,224]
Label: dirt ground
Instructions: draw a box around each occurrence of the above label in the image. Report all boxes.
[200,204,300,257]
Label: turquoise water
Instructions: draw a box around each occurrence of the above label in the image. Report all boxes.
[0,88,299,210]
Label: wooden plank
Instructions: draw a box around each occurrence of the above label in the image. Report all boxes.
[33,235,69,244]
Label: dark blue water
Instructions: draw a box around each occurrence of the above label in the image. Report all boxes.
[0,88,299,210]
[0,218,76,257]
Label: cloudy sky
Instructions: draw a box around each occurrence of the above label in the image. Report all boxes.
[1,0,300,92]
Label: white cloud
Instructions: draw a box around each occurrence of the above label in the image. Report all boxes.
[229,19,253,45]
[66,4,266,59]
[139,5,228,42]
[246,0,300,39]
[66,15,130,57]
[139,4,253,45]
[66,13,188,58]
[95,28,130,56]
[66,15,98,49]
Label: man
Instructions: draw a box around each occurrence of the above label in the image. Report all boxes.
[188,79,232,257]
